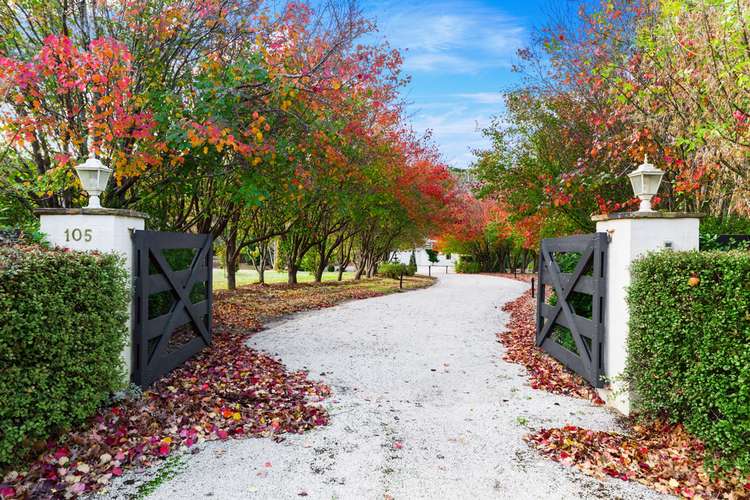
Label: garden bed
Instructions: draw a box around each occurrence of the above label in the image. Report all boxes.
[0,276,435,499]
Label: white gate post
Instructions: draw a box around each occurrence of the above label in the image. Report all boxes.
[35,207,147,383]
[593,212,700,414]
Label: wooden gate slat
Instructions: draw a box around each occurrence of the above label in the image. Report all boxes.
[537,244,594,359]
[142,301,210,340]
[539,303,596,333]
[541,339,588,376]
[149,248,210,340]
[535,232,607,387]
[131,230,213,387]
[539,273,597,294]
[146,336,207,377]
[145,265,209,293]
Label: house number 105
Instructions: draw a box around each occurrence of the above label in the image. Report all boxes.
[64,228,93,242]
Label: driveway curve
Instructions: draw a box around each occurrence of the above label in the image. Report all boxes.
[144,274,664,500]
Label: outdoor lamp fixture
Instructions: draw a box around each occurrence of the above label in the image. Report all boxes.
[74,155,112,208]
[627,154,664,212]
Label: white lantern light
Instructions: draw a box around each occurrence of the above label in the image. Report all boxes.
[74,155,112,208]
[627,154,664,212]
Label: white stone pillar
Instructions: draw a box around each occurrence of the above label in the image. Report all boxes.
[593,212,700,414]
[36,208,147,383]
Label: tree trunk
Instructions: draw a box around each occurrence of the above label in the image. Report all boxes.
[226,262,237,290]
[337,258,349,281]
[257,245,267,284]
[337,239,353,281]
[313,242,327,283]
[314,260,326,283]
[273,237,282,271]
[225,237,238,291]
[287,260,298,284]
[258,260,266,284]
[354,264,365,280]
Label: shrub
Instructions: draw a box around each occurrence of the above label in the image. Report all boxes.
[425,248,439,263]
[699,215,750,250]
[455,259,481,273]
[627,250,750,472]
[0,244,129,466]
[299,250,318,272]
[378,262,407,279]
[700,214,750,235]
[699,233,750,251]
[408,251,417,275]
[0,226,46,246]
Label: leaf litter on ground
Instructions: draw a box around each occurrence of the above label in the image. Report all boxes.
[497,289,604,403]
[0,276,435,499]
[526,422,750,499]
[499,285,750,499]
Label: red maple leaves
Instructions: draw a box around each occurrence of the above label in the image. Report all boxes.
[526,422,750,499]
[0,327,329,499]
[0,278,434,499]
[0,35,162,180]
[497,289,604,404]
[500,282,750,498]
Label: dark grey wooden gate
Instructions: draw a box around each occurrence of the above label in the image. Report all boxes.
[536,233,607,387]
[132,230,213,387]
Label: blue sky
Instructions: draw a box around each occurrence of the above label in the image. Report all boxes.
[362,0,550,169]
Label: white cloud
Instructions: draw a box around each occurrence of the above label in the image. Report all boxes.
[408,102,495,168]
[411,112,484,136]
[405,53,481,73]
[361,0,525,169]
[370,1,526,74]
[454,92,505,104]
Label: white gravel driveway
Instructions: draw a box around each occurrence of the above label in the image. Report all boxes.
[143,274,665,500]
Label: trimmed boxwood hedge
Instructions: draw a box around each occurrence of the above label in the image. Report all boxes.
[627,250,750,472]
[455,260,481,273]
[0,244,129,466]
[379,262,409,279]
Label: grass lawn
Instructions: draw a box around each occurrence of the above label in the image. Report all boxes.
[212,268,356,289]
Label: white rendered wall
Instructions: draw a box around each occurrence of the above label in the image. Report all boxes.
[595,215,699,414]
[39,211,146,383]
[393,249,456,267]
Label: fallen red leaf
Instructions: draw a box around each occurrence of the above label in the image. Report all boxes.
[2,278,435,499]
[497,289,604,404]
[525,421,750,498]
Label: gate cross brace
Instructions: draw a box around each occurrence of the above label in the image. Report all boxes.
[148,240,211,359]
[536,244,594,362]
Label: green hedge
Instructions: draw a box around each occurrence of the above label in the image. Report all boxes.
[379,262,408,279]
[455,260,481,273]
[407,252,417,275]
[627,250,750,472]
[0,245,129,466]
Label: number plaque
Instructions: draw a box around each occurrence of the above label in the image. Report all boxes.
[64,228,93,242]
